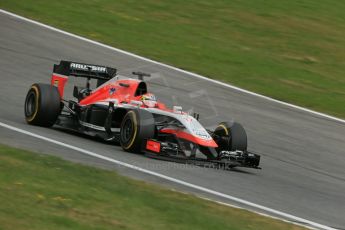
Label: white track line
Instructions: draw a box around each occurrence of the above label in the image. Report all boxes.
[0,121,336,230]
[1,9,345,125]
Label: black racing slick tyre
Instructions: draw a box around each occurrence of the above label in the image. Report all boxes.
[24,83,61,127]
[214,122,247,152]
[120,109,155,153]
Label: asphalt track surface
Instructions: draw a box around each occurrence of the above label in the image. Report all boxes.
[1,11,345,229]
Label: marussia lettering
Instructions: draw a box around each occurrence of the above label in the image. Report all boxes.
[70,63,107,73]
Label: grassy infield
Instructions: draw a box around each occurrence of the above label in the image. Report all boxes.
[0,145,303,230]
[1,0,344,229]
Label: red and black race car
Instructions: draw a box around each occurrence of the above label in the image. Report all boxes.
[24,61,260,170]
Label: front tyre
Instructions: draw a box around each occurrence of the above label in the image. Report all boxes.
[24,83,61,127]
[214,121,247,152]
[120,110,155,153]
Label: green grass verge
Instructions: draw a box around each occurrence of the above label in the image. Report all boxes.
[0,144,305,230]
[1,0,345,117]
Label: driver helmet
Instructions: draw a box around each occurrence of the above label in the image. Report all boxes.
[140,93,157,107]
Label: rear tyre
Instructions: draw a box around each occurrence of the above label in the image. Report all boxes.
[120,110,155,153]
[24,83,61,127]
[214,122,247,152]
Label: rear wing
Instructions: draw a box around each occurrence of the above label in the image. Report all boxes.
[51,60,117,98]
[53,60,117,80]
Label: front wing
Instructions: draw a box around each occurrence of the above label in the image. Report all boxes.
[143,139,261,170]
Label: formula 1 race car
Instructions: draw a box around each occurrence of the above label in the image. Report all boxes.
[24,61,260,170]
